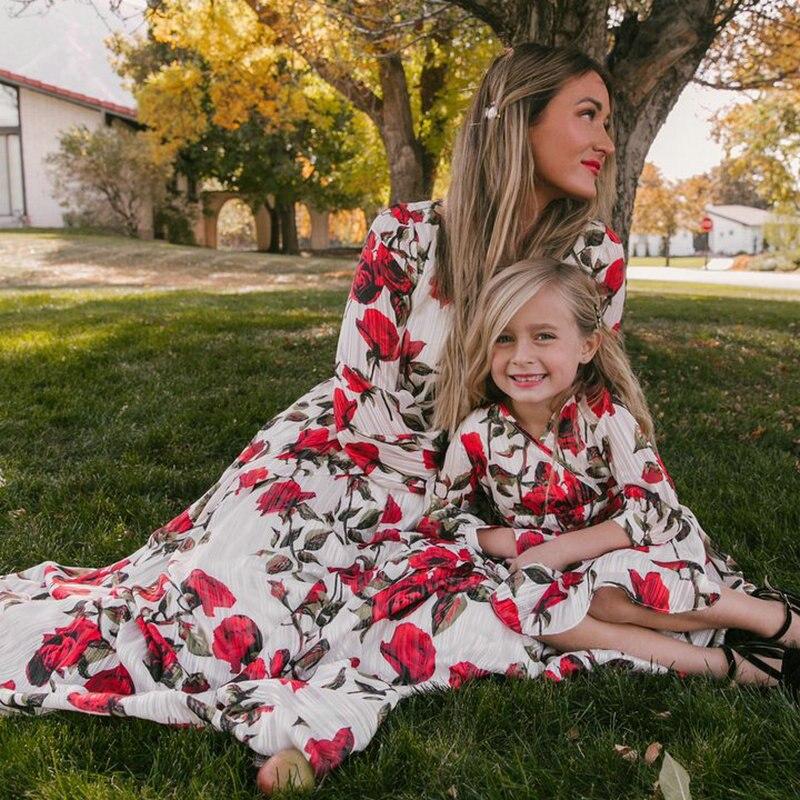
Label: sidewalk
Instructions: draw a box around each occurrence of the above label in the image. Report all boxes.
[627,266,800,291]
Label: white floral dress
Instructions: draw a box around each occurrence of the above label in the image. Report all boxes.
[0,201,691,775]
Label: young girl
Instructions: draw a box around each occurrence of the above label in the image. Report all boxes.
[421,257,800,688]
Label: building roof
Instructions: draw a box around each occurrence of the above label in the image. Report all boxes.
[706,204,771,227]
[0,68,137,121]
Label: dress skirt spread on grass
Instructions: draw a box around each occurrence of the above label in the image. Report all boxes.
[0,201,744,776]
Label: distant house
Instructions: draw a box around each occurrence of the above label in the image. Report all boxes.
[628,229,695,258]
[706,204,770,255]
[630,204,772,258]
[0,68,139,230]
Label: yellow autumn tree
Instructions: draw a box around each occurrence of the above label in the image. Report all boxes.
[632,163,680,264]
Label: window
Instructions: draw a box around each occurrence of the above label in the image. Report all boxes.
[0,83,24,219]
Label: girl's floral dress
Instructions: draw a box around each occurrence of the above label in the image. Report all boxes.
[0,200,716,776]
[418,393,748,641]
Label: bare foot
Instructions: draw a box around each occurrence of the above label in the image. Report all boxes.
[256,748,315,795]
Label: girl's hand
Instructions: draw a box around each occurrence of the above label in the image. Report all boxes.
[507,539,575,573]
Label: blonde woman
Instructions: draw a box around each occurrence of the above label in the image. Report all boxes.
[421,258,800,689]
[1,44,643,793]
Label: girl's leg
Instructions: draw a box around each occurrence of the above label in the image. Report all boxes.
[539,614,779,686]
[588,586,800,646]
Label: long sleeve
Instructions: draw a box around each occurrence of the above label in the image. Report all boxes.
[569,222,626,333]
[595,401,687,546]
[417,426,492,552]
[332,204,442,484]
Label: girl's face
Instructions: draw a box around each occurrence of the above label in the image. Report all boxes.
[528,70,614,209]
[490,284,599,425]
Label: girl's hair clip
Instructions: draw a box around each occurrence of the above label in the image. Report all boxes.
[483,103,500,120]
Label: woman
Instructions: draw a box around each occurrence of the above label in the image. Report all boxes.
[0,44,662,791]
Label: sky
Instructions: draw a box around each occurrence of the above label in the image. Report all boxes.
[0,0,738,182]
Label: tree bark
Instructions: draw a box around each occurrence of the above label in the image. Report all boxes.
[267,204,281,253]
[278,200,300,255]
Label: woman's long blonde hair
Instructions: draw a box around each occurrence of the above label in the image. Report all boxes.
[455,258,654,442]
[434,43,616,432]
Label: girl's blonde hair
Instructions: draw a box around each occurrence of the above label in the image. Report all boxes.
[434,43,616,430]
[454,258,655,441]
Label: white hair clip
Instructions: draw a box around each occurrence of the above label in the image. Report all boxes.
[483,103,500,120]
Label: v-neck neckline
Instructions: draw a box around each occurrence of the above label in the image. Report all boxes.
[496,401,558,457]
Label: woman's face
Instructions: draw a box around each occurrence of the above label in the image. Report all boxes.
[528,70,614,209]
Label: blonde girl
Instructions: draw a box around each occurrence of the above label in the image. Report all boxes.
[423,258,800,689]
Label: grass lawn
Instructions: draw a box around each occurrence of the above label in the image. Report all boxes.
[0,283,799,800]
[628,256,708,268]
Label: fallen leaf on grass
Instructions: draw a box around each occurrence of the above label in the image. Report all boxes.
[652,710,671,719]
[566,726,580,741]
[644,742,663,765]
[658,751,692,800]
[447,786,458,799]
[614,744,638,762]
[8,508,26,519]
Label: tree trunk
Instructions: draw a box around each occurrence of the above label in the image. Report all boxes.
[378,55,427,204]
[267,204,281,253]
[278,201,299,255]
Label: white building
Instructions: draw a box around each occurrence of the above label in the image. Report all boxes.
[0,68,138,229]
[706,204,770,255]
[628,229,696,258]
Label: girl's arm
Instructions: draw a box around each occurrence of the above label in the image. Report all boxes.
[419,425,514,553]
[511,399,684,571]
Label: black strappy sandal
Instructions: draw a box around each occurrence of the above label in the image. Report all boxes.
[751,583,800,644]
[721,640,800,696]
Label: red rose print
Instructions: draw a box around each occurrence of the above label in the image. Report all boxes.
[304,726,356,775]
[356,309,400,362]
[134,572,170,603]
[628,570,670,612]
[380,494,402,524]
[605,226,621,244]
[237,439,266,464]
[490,596,522,634]
[350,231,382,304]
[532,580,568,616]
[603,258,625,294]
[557,402,585,456]
[380,622,436,684]
[390,204,424,224]
[416,516,443,539]
[407,545,459,572]
[398,329,425,363]
[516,529,545,555]
[422,449,443,471]
[181,569,237,616]
[302,580,327,605]
[333,388,357,431]
[379,252,414,296]
[269,648,290,677]
[67,691,126,715]
[448,661,490,689]
[84,664,134,695]
[277,427,340,463]
[641,461,664,484]
[589,388,616,418]
[460,432,487,481]
[237,466,269,493]
[560,571,584,588]
[1,680,15,690]
[51,584,92,600]
[235,657,267,681]
[342,366,373,394]
[26,616,103,686]
[278,677,306,692]
[344,442,381,474]
[135,617,180,683]
[559,654,584,678]
[164,510,193,534]
[212,615,263,673]
[364,527,402,545]
[328,563,375,594]
[257,480,316,515]
[371,573,432,623]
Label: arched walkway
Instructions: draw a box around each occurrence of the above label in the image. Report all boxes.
[195,191,272,251]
